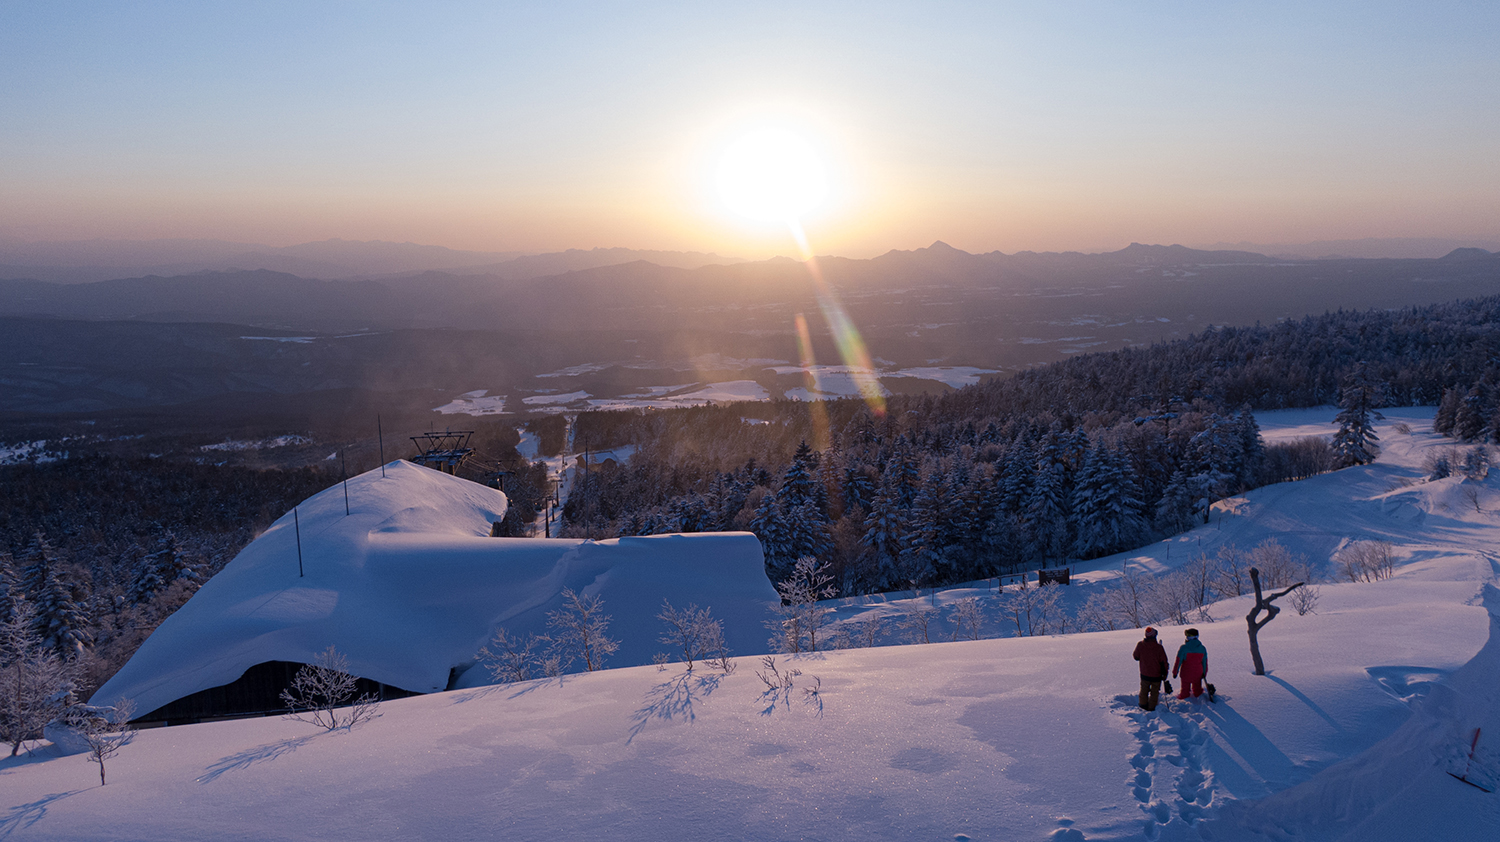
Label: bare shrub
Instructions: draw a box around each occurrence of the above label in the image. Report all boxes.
[768,557,837,653]
[1001,580,1065,636]
[51,700,136,785]
[1462,445,1490,480]
[657,600,728,671]
[1,598,78,756]
[1249,539,1304,589]
[950,597,986,641]
[1290,581,1321,615]
[900,604,940,644]
[548,588,620,672]
[1112,566,1155,628]
[1147,569,1196,626]
[1075,591,1123,632]
[280,646,380,731]
[755,656,821,714]
[1392,421,1412,435]
[1212,544,1252,597]
[1335,540,1394,583]
[480,628,548,684]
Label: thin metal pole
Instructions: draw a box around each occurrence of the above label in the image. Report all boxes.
[378,415,386,477]
[294,507,304,577]
[341,450,350,515]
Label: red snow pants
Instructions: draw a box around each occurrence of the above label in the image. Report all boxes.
[1177,677,1203,699]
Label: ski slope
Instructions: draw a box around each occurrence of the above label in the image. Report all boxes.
[4,407,1498,841]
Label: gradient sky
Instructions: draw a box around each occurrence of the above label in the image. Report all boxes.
[3,1,1498,258]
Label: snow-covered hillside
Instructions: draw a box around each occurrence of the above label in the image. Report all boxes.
[5,408,1498,841]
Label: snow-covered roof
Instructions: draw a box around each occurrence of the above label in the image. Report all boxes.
[92,460,776,715]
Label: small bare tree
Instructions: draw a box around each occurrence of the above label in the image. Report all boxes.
[1213,544,1251,597]
[81,700,135,786]
[1290,581,1320,616]
[480,628,548,684]
[1031,582,1067,635]
[50,700,136,785]
[1335,540,1395,583]
[1246,567,1304,675]
[768,557,837,653]
[900,604,940,643]
[280,646,380,731]
[950,597,986,641]
[1112,565,1154,628]
[1002,581,1067,636]
[547,589,620,672]
[657,600,727,671]
[1249,539,1303,589]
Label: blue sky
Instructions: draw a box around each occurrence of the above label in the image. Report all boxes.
[2,1,1497,256]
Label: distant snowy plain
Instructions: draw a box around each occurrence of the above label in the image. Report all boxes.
[3,408,1498,841]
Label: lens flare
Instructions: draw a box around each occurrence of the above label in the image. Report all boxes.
[790,220,887,416]
[794,312,832,450]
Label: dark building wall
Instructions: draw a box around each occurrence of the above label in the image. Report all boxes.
[138,660,421,726]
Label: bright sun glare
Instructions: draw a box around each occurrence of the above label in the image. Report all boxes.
[715,127,830,225]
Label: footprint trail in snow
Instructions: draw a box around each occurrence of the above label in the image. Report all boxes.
[1116,696,1218,839]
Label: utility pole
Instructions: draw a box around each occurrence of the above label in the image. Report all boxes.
[294,507,305,577]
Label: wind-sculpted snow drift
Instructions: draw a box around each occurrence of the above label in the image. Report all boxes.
[91,460,778,716]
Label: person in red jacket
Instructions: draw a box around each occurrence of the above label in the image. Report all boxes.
[1173,628,1209,699]
[1133,626,1170,710]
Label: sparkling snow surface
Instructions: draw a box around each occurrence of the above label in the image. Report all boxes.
[7,408,1500,841]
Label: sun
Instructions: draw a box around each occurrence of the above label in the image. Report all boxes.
[714,127,830,225]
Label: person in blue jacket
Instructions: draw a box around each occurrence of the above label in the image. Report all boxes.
[1172,628,1208,699]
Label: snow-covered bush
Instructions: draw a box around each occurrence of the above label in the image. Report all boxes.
[768,556,836,653]
[1335,540,1394,583]
[279,646,380,731]
[50,700,135,785]
[1427,449,1455,480]
[1000,580,1065,636]
[656,600,729,672]
[1249,539,1304,589]
[547,589,620,672]
[1462,445,1490,480]
[899,604,940,644]
[1,598,78,756]
[1211,544,1252,597]
[480,628,548,684]
[950,597,986,641]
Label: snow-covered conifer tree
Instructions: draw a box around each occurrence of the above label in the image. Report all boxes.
[1332,364,1384,467]
[1072,445,1146,559]
[749,491,792,574]
[1024,437,1071,561]
[20,534,89,659]
[860,474,905,590]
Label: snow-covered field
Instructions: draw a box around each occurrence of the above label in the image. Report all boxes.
[4,408,1499,841]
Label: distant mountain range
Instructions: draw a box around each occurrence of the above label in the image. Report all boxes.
[0,238,747,284]
[1195,236,1500,260]
[3,241,1498,336]
[2,240,1498,416]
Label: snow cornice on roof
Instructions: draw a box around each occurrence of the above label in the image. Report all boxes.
[92,460,775,716]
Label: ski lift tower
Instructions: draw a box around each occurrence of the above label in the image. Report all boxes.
[409,430,476,475]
